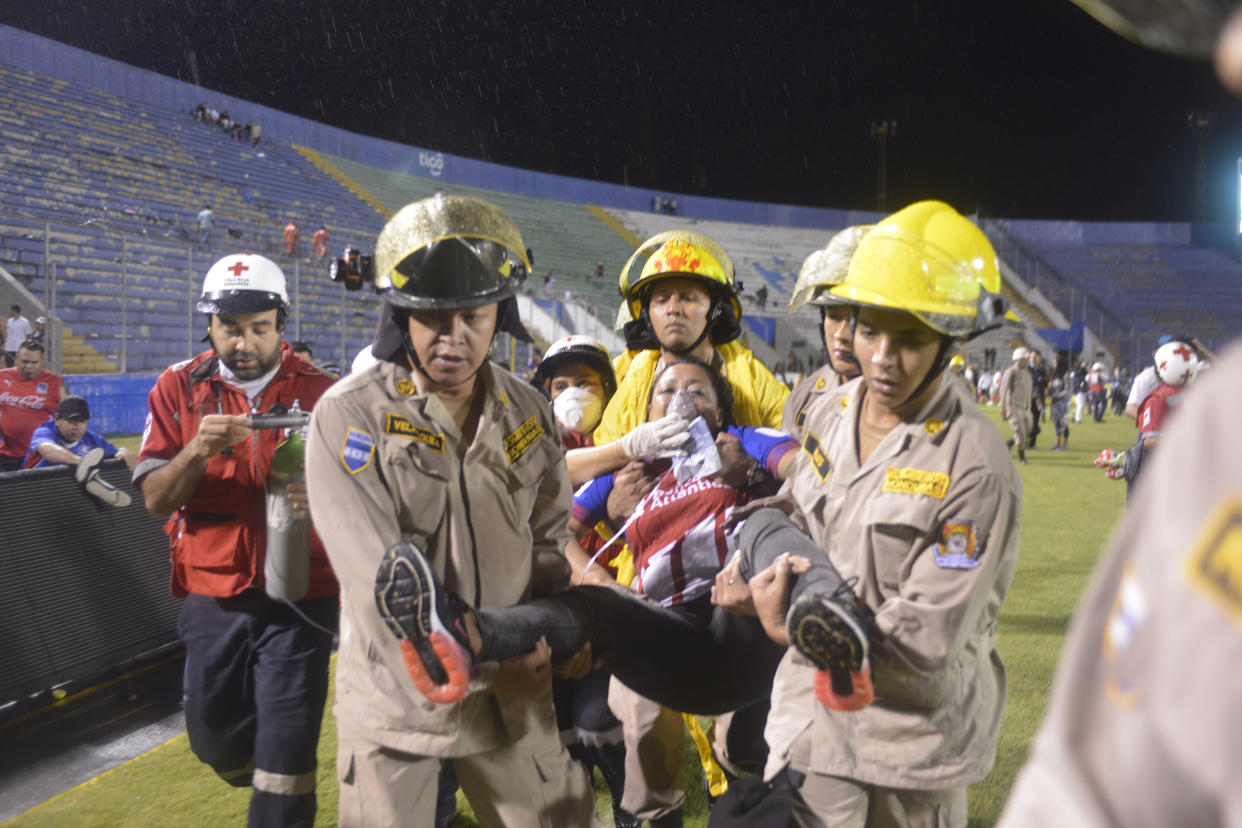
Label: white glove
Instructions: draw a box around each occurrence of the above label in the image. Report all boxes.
[620,414,692,459]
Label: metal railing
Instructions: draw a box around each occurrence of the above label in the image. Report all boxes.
[0,206,380,373]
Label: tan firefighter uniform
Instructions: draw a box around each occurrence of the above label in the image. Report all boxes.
[770,372,1022,826]
[306,359,596,828]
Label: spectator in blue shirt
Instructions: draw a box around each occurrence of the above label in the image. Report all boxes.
[24,395,135,471]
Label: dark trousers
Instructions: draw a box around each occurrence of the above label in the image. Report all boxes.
[554,668,630,816]
[474,509,846,717]
[477,588,785,716]
[178,590,337,828]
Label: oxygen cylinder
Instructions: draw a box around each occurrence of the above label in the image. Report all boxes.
[265,403,311,602]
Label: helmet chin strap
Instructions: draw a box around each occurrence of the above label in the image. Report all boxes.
[661,300,721,357]
[847,308,951,408]
[398,315,495,389]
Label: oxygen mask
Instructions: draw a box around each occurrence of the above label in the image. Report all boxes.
[667,389,699,420]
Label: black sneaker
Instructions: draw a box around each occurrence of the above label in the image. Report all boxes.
[787,586,874,712]
[375,541,474,704]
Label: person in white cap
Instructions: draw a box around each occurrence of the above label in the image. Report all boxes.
[1000,347,1033,464]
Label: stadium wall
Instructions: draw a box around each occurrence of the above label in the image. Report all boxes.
[0,24,864,229]
[67,374,160,435]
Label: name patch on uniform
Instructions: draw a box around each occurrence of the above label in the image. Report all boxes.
[1182,495,1242,629]
[504,415,544,462]
[802,432,832,482]
[933,520,980,569]
[882,468,950,499]
[385,414,444,452]
[341,427,375,474]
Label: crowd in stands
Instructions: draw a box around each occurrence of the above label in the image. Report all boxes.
[192,102,262,148]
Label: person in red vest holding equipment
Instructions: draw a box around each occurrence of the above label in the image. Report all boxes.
[133,252,337,827]
[0,339,67,472]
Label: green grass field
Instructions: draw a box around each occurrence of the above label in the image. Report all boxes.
[14,408,1134,827]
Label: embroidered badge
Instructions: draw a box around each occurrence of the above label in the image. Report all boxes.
[814,377,826,391]
[839,395,851,409]
[802,431,832,482]
[395,378,416,396]
[882,468,950,499]
[924,417,943,436]
[933,520,980,569]
[385,414,445,453]
[341,427,375,474]
[1183,495,1242,629]
[504,415,544,462]
[37,382,48,394]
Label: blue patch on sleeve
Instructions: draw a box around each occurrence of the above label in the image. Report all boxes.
[341,428,375,475]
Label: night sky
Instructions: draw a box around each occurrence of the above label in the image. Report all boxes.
[2,0,1240,222]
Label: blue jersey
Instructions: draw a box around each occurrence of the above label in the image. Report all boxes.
[24,418,120,469]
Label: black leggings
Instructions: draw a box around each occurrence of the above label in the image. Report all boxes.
[473,509,843,716]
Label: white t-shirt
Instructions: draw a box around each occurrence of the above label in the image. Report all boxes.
[1126,366,1159,408]
[4,316,31,351]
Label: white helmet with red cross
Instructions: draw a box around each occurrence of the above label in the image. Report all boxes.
[197,253,289,315]
[1154,340,1198,387]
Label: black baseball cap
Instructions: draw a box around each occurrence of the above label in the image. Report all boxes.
[55,395,90,420]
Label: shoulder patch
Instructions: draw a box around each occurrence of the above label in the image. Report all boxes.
[504,414,545,462]
[801,431,832,482]
[883,467,950,499]
[385,414,445,452]
[1183,495,1242,629]
[341,427,375,475]
[933,520,980,569]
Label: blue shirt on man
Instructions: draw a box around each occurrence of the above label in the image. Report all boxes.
[23,418,119,469]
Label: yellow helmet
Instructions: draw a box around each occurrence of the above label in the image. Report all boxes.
[828,201,1003,337]
[375,194,530,310]
[618,230,741,320]
[787,225,872,313]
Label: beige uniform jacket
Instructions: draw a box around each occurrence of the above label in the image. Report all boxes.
[306,360,572,757]
[781,364,845,446]
[999,366,1032,420]
[999,343,1242,828]
[770,375,1022,789]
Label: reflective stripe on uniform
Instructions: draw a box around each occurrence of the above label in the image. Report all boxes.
[252,768,317,796]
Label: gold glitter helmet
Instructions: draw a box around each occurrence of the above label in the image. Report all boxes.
[787,225,872,313]
[375,194,530,311]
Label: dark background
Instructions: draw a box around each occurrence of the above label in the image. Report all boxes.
[3,0,1240,221]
